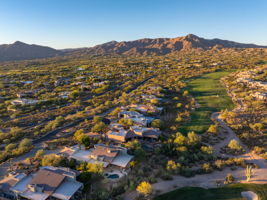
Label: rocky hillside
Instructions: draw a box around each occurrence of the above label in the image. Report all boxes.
[1,35,266,61]
[75,34,267,56]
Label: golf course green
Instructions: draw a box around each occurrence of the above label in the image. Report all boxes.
[179,71,235,134]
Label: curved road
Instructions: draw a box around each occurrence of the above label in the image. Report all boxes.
[0,75,156,178]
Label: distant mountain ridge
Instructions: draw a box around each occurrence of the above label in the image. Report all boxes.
[77,34,267,56]
[0,41,62,62]
[0,34,267,61]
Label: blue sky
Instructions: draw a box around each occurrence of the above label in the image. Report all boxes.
[0,0,266,49]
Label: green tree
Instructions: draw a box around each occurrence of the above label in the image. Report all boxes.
[136,181,152,197]
[173,132,187,146]
[91,121,107,132]
[41,154,64,167]
[228,139,242,151]
[166,160,181,173]
[5,143,17,152]
[35,149,44,160]
[187,131,201,146]
[19,138,32,149]
[208,124,218,134]
[151,119,163,129]
[201,146,214,155]
[109,107,121,116]
[93,116,103,123]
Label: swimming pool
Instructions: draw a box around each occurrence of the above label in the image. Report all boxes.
[107,174,120,179]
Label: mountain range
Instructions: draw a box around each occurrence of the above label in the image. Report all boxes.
[0,41,62,62]
[0,34,266,61]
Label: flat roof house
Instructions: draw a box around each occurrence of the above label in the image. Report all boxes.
[11,99,39,106]
[118,110,154,127]
[17,91,34,98]
[130,125,161,140]
[0,173,26,200]
[251,92,267,101]
[118,110,144,118]
[106,128,135,142]
[128,104,163,114]
[61,144,133,168]
[141,94,162,102]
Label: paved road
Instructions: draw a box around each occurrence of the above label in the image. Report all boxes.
[0,144,60,178]
[0,75,155,178]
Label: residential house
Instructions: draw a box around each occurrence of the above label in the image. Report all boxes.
[11,99,39,106]
[17,91,34,98]
[251,92,267,101]
[92,81,107,88]
[0,173,26,200]
[9,166,83,200]
[106,127,135,143]
[141,94,162,102]
[54,77,70,87]
[128,104,163,114]
[60,144,133,168]
[130,126,161,140]
[59,92,70,99]
[118,110,154,127]
[21,81,34,84]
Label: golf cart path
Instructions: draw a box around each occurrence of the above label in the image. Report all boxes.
[211,112,267,169]
[123,113,267,200]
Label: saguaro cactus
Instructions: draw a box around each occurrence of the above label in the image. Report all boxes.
[246,165,253,182]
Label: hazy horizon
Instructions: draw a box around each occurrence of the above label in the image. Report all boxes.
[1,33,267,50]
[1,0,267,49]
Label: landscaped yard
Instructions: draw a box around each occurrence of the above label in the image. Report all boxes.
[154,183,267,200]
[179,71,235,134]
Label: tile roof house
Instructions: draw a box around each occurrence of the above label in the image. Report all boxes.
[9,166,83,200]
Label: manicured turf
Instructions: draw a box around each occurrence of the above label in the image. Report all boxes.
[154,183,267,200]
[179,71,235,134]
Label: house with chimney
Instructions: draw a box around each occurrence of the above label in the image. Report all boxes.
[1,166,83,200]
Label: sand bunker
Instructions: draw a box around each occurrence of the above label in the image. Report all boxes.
[241,191,258,200]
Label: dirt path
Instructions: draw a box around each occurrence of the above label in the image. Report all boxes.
[123,112,267,200]
[212,112,267,169]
